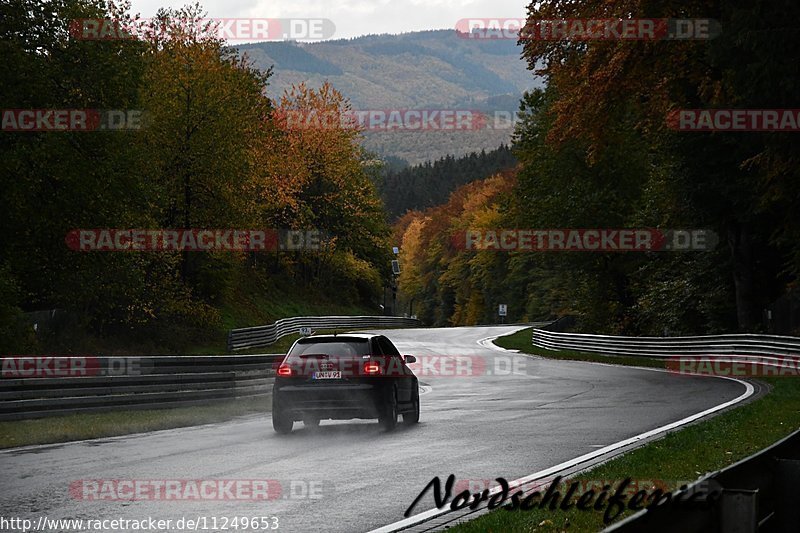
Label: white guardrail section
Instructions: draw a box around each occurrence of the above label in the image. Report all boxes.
[227,315,422,351]
[532,328,800,366]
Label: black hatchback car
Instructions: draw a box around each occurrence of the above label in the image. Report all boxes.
[272,333,420,433]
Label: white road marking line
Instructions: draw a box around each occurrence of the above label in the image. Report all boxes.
[369,332,755,533]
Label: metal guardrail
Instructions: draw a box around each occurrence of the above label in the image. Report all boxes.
[2,316,424,420]
[532,329,800,359]
[227,315,422,351]
[531,325,800,532]
[606,427,800,533]
[0,354,283,421]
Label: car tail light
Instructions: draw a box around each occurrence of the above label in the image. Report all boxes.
[277,363,293,377]
[363,361,381,375]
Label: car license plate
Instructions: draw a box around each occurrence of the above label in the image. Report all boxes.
[312,371,341,380]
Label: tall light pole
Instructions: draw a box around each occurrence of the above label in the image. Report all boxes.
[391,246,400,316]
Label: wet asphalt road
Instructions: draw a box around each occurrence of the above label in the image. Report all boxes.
[1,326,746,532]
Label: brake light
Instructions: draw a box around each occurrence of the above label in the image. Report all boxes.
[277,363,293,377]
[363,361,381,375]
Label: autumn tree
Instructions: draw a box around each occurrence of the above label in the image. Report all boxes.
[518,0,800,330]
[254,82,392,298]
[137,3,272,289]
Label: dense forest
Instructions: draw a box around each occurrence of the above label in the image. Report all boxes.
[379,145,516,219]
[1,1,392,353]
[246,41,343,75]
[395,0,800,335]
[3,0,799,355]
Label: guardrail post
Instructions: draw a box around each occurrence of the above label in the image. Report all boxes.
[718,489,758,533]
[774,458,800,532]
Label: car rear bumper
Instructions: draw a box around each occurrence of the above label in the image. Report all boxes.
[274,383,383,420]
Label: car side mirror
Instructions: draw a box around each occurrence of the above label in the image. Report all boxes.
[404,355,416,364]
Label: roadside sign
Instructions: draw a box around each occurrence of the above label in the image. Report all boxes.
[299,326,312,336]
[392,246,399,254]
[498,304,507,317]
[391,259,401,275]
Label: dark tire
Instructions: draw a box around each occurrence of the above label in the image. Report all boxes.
[303,416,320,429]
[272,404,293,434]
[403,387,420,425]
[378,388,398,431]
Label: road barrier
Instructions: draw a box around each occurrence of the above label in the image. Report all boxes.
[532,328,800,359]
[227,315,421,351]
[606,427,800,533]
[531,326,800,532]
[0,354,282,421]
[3,315,423,420]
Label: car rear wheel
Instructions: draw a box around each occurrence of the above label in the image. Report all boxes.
[379,388,398,431]
[403,387,420,425]
[272,405,293,434]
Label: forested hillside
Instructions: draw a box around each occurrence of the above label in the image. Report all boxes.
[1,3,392,353]
[395,0,800,335]
[4,0,799,355]
[379,145,516,219]
[235,31,542,163]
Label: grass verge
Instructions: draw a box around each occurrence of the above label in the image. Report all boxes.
[0,395,270,449]
[446,328,800,532]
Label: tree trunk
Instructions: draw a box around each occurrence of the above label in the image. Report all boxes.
[180,172,191,281]
[728,221,759,330]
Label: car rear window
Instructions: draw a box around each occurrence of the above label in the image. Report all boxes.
[287,338,371,359]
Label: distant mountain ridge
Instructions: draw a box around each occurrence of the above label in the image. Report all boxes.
[235,30,542,163]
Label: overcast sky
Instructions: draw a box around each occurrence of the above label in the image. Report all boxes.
[128,0,529,40]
